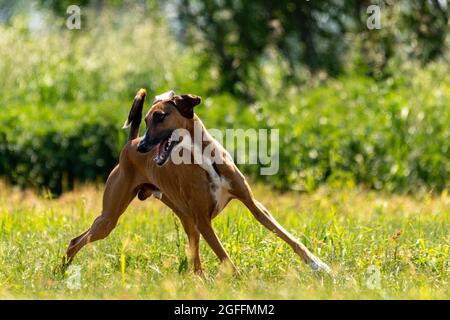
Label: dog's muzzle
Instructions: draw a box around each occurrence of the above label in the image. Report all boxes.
[137,137,151,153]
[136,130,180,166]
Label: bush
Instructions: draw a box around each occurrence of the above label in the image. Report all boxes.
[270,65,449,192]
[0,102,127,194]
[200,64,450,193]
[1,64,449,195]
[0,11,448,195]
[0,11,213,195]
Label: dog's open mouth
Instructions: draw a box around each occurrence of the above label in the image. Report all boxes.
[153,132,179,166]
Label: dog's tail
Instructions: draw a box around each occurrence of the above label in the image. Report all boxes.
[122,88,147,141]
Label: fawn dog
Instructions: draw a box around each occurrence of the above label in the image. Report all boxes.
[62,89,331,275]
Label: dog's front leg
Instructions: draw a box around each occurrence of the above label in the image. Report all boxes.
[158,195,204,275]
[60,164,138,269]
[178,216,203,275]
[195,215,237,274]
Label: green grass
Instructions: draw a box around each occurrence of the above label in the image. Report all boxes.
[0,181,448,299]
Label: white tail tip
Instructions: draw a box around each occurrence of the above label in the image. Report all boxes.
[122,119,131,129]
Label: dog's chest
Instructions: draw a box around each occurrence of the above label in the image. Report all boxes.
[151,155,231,214]
[209,172,231,215]
[197,147,231,214]
[180,140,230,215]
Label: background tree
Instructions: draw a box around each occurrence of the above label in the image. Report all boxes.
[1,0,448,96]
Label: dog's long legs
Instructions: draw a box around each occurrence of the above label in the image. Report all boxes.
[62,165,137,267]
[179,217,203,275]
[196,218,236,272]
[226,170,330,272]
[240,196,331,273]
[158,194,204,275]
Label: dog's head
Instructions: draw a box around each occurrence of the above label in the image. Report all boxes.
[136,90,201,166]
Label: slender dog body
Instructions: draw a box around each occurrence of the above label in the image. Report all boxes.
[63,89,331,275]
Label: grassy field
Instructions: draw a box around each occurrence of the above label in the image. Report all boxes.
[0,181,448,299]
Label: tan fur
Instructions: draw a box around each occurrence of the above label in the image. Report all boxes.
[62,91,331,275]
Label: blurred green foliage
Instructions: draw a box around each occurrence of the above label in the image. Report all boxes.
[0,102,126,194]
[175,0,449,98]
[0,3,449,194]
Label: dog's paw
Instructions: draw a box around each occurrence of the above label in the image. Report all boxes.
[194,268,206,278]
[52,256,72,276]
[52,263,68,278]
[308,257,332,275]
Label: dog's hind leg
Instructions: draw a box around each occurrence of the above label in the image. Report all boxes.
[195,216,237,273]
[242,197,331,273]
[62,164,137,268]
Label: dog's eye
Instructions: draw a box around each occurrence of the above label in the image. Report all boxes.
[153,112,167,124]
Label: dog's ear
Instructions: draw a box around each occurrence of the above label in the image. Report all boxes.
[172,94,201,119]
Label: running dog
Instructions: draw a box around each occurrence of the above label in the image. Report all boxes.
[62,89,331,275]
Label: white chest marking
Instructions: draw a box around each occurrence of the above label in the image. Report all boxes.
[191,143,231,213]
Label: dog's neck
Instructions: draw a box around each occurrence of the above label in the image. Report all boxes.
[186,116,213,147]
